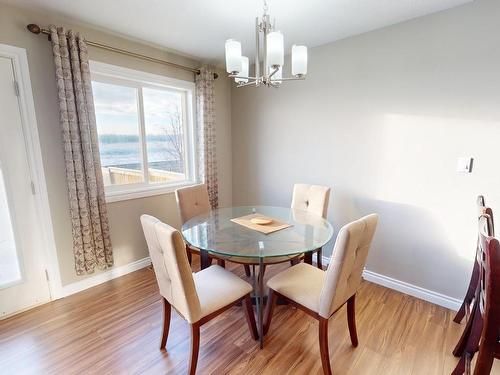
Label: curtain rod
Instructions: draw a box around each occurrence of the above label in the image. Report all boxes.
[26,24,218,79]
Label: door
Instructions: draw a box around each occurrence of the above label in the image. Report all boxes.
[0,56,51,317]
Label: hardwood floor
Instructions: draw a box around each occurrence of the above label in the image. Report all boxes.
[1,259,499,375]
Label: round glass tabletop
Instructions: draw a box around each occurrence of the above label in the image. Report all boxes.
[181,206,333,259]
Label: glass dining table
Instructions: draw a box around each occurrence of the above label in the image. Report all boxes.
[181,205,334,348]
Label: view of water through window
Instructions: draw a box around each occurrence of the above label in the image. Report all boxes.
[92,81,187,186]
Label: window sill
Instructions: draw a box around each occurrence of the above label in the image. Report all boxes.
[105,181,197,204]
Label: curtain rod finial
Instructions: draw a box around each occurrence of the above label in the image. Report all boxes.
[27,24,41,34]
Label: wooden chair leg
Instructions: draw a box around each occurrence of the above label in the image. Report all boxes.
[244,265,251,277]
[473,346,495,375]
[290,257,300,266]
[200,249,212,270]
[451,354,466,375]
[454,259,479,323]
[217,259,226,268]
[454,302,467,326]
[319,317,333,375]
[347,294,358,347]
[160,298,171,350]
[243,294,259,340]
[452,306,484,374]
[188,323,200,375]
[264,289,278,335]
[453,301,479,357]
[317,248,323,270]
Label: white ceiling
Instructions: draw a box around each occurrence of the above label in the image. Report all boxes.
[6,0,472,63]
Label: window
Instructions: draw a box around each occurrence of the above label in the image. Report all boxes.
[90,61,196,202]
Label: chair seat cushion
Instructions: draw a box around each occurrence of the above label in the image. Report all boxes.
[194,265,253,319]
[267,263,325,314]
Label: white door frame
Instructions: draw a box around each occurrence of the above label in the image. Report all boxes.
[0,43,63,299]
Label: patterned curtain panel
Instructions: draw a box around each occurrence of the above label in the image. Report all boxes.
[195,65,219,209]
[49,26,113,275]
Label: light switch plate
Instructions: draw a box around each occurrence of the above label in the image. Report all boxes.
[456,157,473,173]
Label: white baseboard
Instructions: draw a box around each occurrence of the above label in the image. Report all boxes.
[59,257,151,298]
[322,256,461,311]
[362,270,461,311]
[58,254,462,311]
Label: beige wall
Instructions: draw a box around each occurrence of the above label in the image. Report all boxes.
[0,3,232,286]
[231,0,500,300]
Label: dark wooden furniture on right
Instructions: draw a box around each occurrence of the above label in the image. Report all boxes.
[472,226,500,374]
[453,199,496,363]
[452,213,496,375]
[454,196,491,324]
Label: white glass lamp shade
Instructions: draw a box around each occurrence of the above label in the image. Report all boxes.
[225,39,242,74]
[266,31,284,67]
[292,45,308,76]
[235,56,249,84]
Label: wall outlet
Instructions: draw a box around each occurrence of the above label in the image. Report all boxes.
[456,157,473,173]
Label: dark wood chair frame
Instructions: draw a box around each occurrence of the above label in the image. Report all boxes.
[160,293,258,375]
[291,248,324,269]
[472,235,500,374]
[452,213,498,375]
[188,245,323,275]
[453,205,495,360]
[454,196,493,324]
[264,289,358,375]
[186,244,252,276]
[196,246,309,274]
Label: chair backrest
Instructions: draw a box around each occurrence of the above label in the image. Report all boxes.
[477,195,485,208]
[176,184,211,224]
[477,195,494,236]
[140,214,202,323]
[477,214,500,348]
[291,183,331,218]
[477,213,495,314]
[319,214,379,319]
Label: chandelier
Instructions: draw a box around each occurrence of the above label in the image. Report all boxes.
[225,0,308,88]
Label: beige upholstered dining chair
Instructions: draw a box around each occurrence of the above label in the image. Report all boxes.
[176,183,212,225]
[176,183,252,275]
[140,215,258,375]
[175,183,212,265]
[264,214,379,375]
[291,183,331,269]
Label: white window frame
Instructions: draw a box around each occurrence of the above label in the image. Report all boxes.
[90,61,197,203]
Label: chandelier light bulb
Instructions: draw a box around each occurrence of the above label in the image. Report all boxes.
[292,45,308,77]
[236,56,249,84]
[266,31,284,67]
[225,39,242,74]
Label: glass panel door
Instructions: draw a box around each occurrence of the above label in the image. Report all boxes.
[0,54,51,318]
[0,167,22,288]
